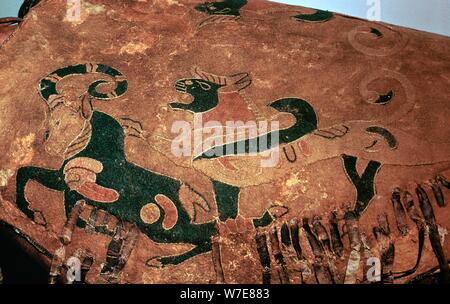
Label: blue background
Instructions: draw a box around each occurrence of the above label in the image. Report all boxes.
[0,0,449,36]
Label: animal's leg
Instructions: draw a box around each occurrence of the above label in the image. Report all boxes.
[63,190,85,222]
[149,242,213,267]
[16,166,65,221]
[213,180,239,221]
[253,205,289,228]
[118,116,146,139]
[213,180,288,227]
[341,154,382,217]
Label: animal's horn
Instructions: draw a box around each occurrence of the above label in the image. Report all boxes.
[38,63,128,109]
[192,66,227,86]
[227,72,252,91]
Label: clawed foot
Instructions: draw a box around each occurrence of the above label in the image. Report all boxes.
[33,210,48,227]
[119,116,147,139]
[18,197,48,227]
[22,208,47,227]
[217,215,255,235]
[314,124,349,140]
[268,204,289,219]
[146,256,164,269]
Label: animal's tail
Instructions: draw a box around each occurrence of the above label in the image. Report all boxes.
[38,63,128,109]
[194,98,318,160]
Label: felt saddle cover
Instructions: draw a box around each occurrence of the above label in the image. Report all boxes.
[0,0,450,284]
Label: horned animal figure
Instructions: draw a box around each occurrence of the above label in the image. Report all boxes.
[16,64,281,266]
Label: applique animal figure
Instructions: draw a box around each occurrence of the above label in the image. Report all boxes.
[16,64,281,266]
[168,68,382,214]
[170,67,320,157]
[170,66,450,220]
[293,9,334,23]
[195,0,248,28]
[195,0,247,17]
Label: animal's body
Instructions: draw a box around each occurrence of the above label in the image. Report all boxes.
[160,68,450,191]
[16,64,276,266]
[16,109,277,265]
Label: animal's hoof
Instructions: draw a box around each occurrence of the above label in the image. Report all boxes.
[146,256,164,269]
[268,205,289,219]
[217,215,254,235]
[33,210,47,227]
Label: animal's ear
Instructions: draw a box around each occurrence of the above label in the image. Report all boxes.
[80,94,93,120]
[197,81,212,91]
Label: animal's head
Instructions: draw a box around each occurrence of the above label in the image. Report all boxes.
[174,67,251,100]
[44,95,93,158]
[175,78,224,99]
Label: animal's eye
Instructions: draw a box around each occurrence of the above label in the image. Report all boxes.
[55,120,61,126]
[44,130,50,141]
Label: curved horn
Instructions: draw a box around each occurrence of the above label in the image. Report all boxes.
[192,66,227,86]
[38,63,128,109]
[227,72,252,91]
[192,66,252,91]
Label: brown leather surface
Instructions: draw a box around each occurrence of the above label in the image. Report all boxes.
[0,0,449,284]
[0,18,21,45]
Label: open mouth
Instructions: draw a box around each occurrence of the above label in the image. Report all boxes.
[175,82,187,93]
[170,81,194,108]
